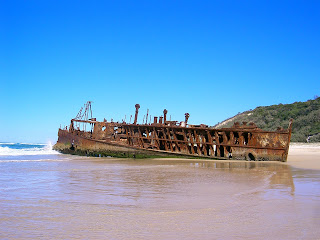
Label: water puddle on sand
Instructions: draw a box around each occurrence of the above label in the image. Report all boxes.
[0,157,319,239]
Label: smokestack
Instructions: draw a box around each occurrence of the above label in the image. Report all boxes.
[163,109,168,123]
[185,113,190,124]
[159,116,163,124]
[134,104,140,124]
[154,116,158,124]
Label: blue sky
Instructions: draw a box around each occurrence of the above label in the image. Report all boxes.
[1,0,319,143]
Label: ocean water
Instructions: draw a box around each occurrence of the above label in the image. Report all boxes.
[0,143,320,239]
[0,142,57,157]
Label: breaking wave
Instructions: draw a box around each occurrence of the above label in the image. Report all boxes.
[0,142,59,156]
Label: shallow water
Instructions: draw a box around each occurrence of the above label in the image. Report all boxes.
[0,151,320,239]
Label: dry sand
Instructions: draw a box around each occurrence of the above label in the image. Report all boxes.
[286,142,320,170]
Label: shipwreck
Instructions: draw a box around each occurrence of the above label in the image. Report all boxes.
[54,102,293,162]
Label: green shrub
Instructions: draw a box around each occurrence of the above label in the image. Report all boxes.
[215,97,320,142]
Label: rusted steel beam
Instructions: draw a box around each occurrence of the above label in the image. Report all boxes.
[206,130,215,156]
[55,104,293,162]
[187,130,195,154]
[193,130,202,155]
[152,127,161,150]
[160,128,169,151]
[163,127,174,152]
[121,135,288,150]
[122,124,291,136]
[171,129,180,152]
[214,131,219,157]
[137,128,145,148]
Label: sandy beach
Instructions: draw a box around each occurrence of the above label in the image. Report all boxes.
[1,143,320,239]
[286,143,320,170]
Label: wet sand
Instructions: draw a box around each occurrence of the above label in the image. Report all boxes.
[1,145,320,239]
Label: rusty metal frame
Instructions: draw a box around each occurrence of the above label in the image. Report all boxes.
[55,103,293,162]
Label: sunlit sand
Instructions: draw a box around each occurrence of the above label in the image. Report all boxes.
[286,143,320,170]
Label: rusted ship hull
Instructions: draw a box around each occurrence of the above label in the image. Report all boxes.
[54,129,184,158]
[54,102,293,162]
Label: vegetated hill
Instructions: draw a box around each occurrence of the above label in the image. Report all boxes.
[214,97,320,142]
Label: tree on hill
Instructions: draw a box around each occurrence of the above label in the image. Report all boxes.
[215,97,320,142]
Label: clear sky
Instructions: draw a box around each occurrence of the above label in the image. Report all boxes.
[1,0,319,143]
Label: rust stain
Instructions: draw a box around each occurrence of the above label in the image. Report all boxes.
[54,102,293,161]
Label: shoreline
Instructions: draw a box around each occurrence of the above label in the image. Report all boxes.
[151,143,320,171]
[54,142,320,171]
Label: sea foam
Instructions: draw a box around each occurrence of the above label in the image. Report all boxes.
[0,142,59,156]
